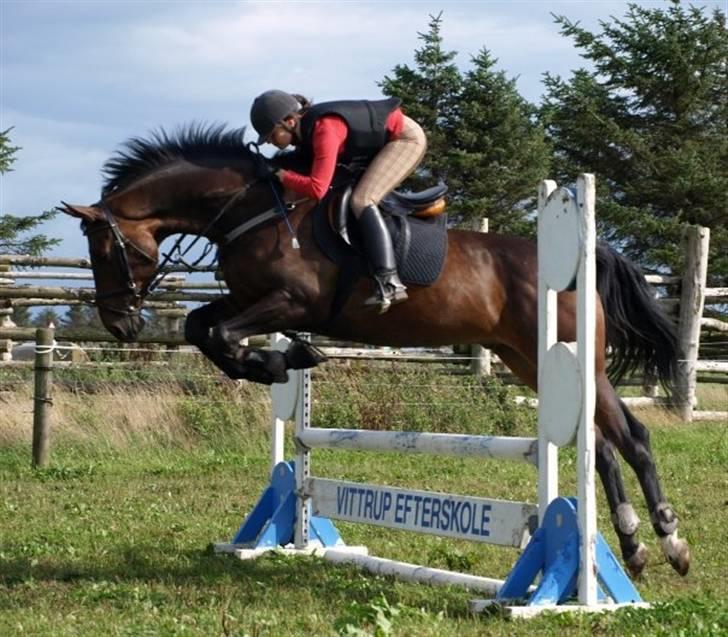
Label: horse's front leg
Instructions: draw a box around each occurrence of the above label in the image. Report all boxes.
[209,289,327,384]
[184,297,256,379]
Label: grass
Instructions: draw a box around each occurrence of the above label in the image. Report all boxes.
[1,361,727,636]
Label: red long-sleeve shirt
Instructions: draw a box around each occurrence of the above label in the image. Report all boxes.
[280,108,404,200]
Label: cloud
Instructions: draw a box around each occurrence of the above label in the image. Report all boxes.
[0,110,111,254]
[5,0,717,257]
[0,1,594,257]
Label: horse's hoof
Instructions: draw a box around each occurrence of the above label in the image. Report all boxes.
[625,542,648,577]
[662,534,690,576]
[285,340,328,369]
[241,349,289,384]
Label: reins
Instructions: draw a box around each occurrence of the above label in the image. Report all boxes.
[222,143,304,248]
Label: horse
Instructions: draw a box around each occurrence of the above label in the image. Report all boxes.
[59,124,690,578]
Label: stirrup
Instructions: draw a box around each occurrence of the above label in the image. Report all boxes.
[363,272,408,314]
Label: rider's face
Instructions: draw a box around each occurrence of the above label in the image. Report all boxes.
[268,117,297,149]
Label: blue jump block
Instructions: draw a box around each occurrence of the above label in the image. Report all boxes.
[229,461,343,549]
[496,497,643,606]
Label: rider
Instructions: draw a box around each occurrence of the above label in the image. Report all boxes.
[249,89,427,313]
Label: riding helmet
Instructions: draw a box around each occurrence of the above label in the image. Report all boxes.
[250,90,301,144]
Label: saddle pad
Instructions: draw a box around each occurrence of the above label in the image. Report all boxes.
[394,213,448,285]
[312,203,448,287]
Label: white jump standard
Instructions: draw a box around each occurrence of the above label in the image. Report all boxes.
[216,175,647,616]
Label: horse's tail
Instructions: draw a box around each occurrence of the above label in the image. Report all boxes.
[596,245,679,393]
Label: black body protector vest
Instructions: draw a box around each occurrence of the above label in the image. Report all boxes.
[298,98,402,166]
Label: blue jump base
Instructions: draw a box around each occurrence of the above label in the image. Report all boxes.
[495,496,642,605]
[230,461,343,548]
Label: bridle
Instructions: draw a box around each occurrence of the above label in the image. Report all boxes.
[82,147,304,318]
[82,200,157,317]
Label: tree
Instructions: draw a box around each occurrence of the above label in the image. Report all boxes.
[379,13,462,189]
[32,308,61,329]
[141,308,168,338]
[451,49,551,235]
[0,128,59,255]
[61,305,88,328]
[81,305,105,330]
[380,14,551,233]
[540,1,727,282]
[7,305,31,326]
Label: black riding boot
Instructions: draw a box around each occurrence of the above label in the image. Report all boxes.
[358,204,408,313]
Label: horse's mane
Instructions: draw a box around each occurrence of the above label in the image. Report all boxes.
[101,123,253,196]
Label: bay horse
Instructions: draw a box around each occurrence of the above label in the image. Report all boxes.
[60,125,689,578]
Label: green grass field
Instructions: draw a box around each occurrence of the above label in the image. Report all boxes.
[1,363,726,636]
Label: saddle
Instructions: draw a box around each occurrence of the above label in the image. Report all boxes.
[312,182,449,320]
[332,183,448,246]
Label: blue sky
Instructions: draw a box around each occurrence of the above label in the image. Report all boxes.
[1,0,723,257]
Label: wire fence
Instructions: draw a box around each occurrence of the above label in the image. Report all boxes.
[2,226,727,424]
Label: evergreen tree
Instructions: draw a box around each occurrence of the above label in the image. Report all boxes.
[61,305,88,328]
[541,1,727,281]
[142,308,167,338]
[32,308,61,329]
[8,305,31,326]
[451,49,551,234]
[380,14,550,232]
[81,305,105,330]
[0,129,59,255]
[379,13,462,189]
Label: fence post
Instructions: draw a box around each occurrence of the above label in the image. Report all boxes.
[0,308,13,362]
[675,225,710,422]
[470,218,492,378]
[0,264,13,360]
[32,327,54,468]
[166,315,181,351]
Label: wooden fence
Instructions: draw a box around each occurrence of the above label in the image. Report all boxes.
[1,224,726,422]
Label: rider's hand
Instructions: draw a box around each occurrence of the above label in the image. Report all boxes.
[254,160,275,181]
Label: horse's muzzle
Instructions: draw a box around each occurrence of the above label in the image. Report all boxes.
[105,313,146,342]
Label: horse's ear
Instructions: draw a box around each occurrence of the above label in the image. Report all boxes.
[58,202,101,223]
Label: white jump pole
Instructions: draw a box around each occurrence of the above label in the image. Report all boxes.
[537,174,597,606]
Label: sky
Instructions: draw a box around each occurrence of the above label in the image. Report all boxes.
[1,0,724,258]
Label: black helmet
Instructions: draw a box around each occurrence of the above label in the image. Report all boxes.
[250,90,301,144]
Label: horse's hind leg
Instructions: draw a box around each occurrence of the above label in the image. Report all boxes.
[596,374,690,575]
[619,398,690,575]
[594,432,648,576]
[495,345,652,576]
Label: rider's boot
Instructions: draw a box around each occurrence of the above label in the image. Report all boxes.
[358,204,408,313]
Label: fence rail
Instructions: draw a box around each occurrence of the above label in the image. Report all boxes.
[1,223,725,421]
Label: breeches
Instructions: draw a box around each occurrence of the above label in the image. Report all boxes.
[350,116,427,217]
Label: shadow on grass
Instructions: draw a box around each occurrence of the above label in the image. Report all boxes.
[0,542,474,617]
